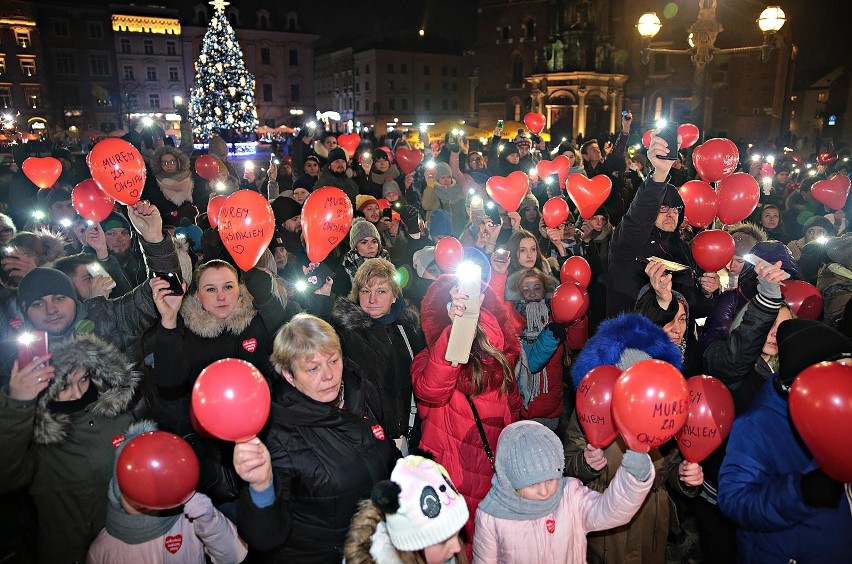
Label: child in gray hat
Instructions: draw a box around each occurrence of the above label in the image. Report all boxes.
[473,421,653,563]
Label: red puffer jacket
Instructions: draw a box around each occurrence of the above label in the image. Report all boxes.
[411,274,522,541]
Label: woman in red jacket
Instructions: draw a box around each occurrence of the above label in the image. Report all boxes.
[411,273,522,544]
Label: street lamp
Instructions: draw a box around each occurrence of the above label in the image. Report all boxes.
[637,3,787,132]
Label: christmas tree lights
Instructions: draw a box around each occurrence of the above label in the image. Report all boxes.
[189,0,258,138]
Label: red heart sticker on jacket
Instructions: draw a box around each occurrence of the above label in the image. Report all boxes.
[112,434,126,449]
[546,518,555,534]
[371,424,386,441]
[242,338,257,353]
[9,317,22,330]
[164,534,182,554]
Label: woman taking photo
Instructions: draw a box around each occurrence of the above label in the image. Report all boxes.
[233,314,397,562]
[411,273,521,542]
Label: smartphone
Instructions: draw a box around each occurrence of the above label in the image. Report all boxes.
[86,262,117,291]
[493,248,510,263]
[657,120,679,160]
[741,254,792,280]
[302,263,333,292]
[153,271,185,296]
[18,331,49,369]
[497,119,504,131]
[635,256,690,273]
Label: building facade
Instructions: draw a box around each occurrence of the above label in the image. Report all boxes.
[315,47,354,125]
[0,0,49,134]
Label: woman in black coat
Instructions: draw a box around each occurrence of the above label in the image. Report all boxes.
[233,314,398,563]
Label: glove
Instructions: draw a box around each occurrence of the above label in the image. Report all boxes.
[243,268,275,303]
[621,450,653,482]
[183,492,215,523]
[546,321,566,341]
[398,205,421,234]
[756,275,782,300]
[801,468,842,509]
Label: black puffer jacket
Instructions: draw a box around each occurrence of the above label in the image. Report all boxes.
[236,362,398,563]
[330,297,424,440]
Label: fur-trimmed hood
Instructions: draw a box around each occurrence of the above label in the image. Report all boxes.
[150,146,190,175]
[570,313,683,390]
[331,294,420,333]
[180,284,257,338]
[504,268,559,303]
[34,334,139,445]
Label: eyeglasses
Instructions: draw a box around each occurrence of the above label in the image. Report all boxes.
[161,159,178,166]
[659,205,683,215]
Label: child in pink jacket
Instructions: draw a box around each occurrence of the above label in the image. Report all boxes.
[472,421,653,564]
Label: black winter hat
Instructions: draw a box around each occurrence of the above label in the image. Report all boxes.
[271,196,302,227]
[777,319,852,391]
[18,267,78,315]
[292,174,316,192]
[372,150,390,163]
[327,147,347,164]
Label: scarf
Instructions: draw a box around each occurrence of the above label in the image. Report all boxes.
[513,300,550,409]
[432,181,464,205]
[155,169,193,205]
[47,383,98,414]
[478,471,565,521]
[342,248,391,282]
[104,477,181,544]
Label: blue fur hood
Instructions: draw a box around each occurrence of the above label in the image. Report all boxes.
[570,313,683,390]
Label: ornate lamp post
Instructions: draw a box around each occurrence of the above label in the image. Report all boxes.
[636,2,786,132]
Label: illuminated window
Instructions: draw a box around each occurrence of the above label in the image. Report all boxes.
[20,58,36,77]
[16,30,30,48]
[25,87,41,108]
[817,92,827,103]
[0,87,11,108]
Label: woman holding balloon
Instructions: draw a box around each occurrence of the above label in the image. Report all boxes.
[233,314,397,562]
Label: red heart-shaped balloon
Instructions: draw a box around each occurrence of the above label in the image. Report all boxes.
[817,151,838,165]
[71,179,115,222]
[677,123,700,149]
[576,365,622,448]
[486,170,529,212]
[790,361,852,482]
[541,197,570,229]
[678,180,718,228]
[565,173,612,219]
[395,147,423,175]
[88,138,146,205]
[537,155,571,189]
[716,172,760,225]
[675,375,735,463]
[641,129,653,149]
[692,138,739,183]
[811,173,850,210]
[206,195,227,228]
[301,186,353,264]
[781,279,823,320]
[22,157,62,189]
[337,133,361,156]
[759,163,776,179]
[194,154,220,181]
[612,359,689,453]
[691,229,735,272]
[218,190,275,271]
[523,112,546,135]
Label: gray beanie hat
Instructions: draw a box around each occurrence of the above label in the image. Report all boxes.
[496,421,564,490]
[383,180,402,198]
[349,217,380,251]
[434,161,453,180]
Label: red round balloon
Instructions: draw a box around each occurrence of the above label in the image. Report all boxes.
[486,170,529,212]
[692,138,739,183]
[523,112,546,135]
[301,186,354,264]
[192,358,271,442]
[675,375,735,463]
[691,229,735,272]
[565,173,612,219]
[551,278,589,323]
[790,362,852,482]
[576,365,622,448]
[434,236,464,273]
[337,133,361,156]
[395,147,423,175]
[759,163,776,179]
[195,154,220,181]
[71,179,115,222]
[677,123,700,149]
[542,197,570,229]
[817,151,838,166]
[811,173,850,210]
[678,180,718,228]
[612,359,689,453]
[560,255,592,288]
[207,195,227,228]
[781,280,823,320]
[22,157,62,189]
[536,155,571,189]
[88,138,146,205]
[641,129,653,149]
[217,190,275,271]
[116,431,200,510]
[717,172,760,225]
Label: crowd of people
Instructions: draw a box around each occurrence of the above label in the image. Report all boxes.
[0,106,850,564]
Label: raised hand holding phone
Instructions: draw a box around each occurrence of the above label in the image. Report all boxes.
[445,262,483,367]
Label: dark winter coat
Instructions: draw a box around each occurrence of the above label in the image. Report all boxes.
[355,164,402,200]
[0,335,139,564]
[331,297,424,440]
[316,168,359,204]
[236,362,397,563]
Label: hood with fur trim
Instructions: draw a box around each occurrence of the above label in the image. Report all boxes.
[180,284,256,338]
[150,146,190,175]
[570,313,683,390]
[331,294,420,333]
[35,334,139,445]
[504,268,559,303]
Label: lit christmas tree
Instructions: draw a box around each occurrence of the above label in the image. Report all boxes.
[189,0,258,138]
